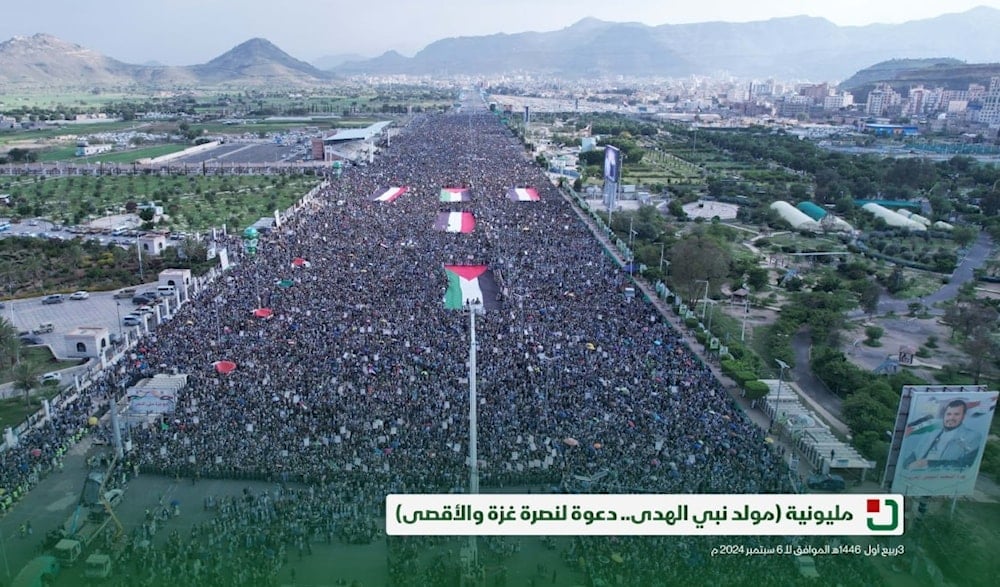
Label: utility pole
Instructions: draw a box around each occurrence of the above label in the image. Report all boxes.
[465,300,482,584]
[770,359,790,433]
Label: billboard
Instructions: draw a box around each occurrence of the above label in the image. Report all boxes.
[603,145,621,183]
[887,386,997,496]
[602,145,621,210]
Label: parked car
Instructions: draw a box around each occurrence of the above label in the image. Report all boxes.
[122,314,143,327]
[40,372,62,383]
[132,294,157,305]
[32,322,55,334]
[113,288,137,299]
[806,474,846,492]
[19,335,43,346]
[41,294,64,305]
[69,291,89,300]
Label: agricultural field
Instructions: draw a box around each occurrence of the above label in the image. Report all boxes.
[0,174,322,231]
[34,143,190,164]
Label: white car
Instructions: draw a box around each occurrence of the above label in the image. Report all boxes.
[69,291,90,300]
[122,314,143,326]
[40,372,62,383]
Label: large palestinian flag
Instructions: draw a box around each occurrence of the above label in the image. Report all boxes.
[372,187,409,202]
[434,211,476,233]
[440,187,471,202]
[507,187,540,201]
[443,265,499,310]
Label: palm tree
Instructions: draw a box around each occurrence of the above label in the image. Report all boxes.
[13,360,38,405]
[0,317,19,369]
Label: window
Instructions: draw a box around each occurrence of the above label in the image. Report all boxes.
[76,342,87,353]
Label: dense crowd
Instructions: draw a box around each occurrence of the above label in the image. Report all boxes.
[127,110,789,501]
[2,98,882,585]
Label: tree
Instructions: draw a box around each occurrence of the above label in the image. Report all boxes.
[962,325,1000,384]
[13,361,38,405]
[952,225,978,248]
[842,391,895,438]
[668,233,732,303]
[944,301,999,340]
[746,267,769,291]
[859,281,881,318]
[0,317,19,368]
[864,326,884,347]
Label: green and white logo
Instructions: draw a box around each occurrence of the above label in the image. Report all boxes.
[866,498,900,532]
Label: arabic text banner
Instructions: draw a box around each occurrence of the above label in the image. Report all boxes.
[386,494,905,536]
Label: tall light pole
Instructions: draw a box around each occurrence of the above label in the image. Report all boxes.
[466,300,482,578]
[695,280,710,319]
[115,300,123,340]
[770,359,790,433]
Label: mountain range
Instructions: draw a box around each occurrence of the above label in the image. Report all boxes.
[335,7,1000,81]
[0,35,332,89]
[1,7,1000,89]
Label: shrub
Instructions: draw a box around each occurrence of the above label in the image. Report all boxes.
[744,380,770,400]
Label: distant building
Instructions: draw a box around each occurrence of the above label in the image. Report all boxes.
[862,123,919,137]
[75,140,113,156]
[982,77,1000,129]
[823,93,853,110]
[865,84,901,117]
[137,234,167,257]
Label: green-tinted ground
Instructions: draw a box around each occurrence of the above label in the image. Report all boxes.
[1,174,322,230]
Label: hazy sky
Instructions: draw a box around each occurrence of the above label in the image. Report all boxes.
[3,1,999,65]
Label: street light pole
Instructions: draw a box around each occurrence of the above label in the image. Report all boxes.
[770,359,790,433]
[466,301,481,578]
[695,280,710,320]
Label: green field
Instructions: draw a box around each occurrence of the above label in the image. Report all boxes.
[86,144,190,164]
[0,174,323,230]
[32,143,189,163]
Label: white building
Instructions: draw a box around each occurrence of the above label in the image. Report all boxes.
[981,77,1000,129]
[64,326,111,359]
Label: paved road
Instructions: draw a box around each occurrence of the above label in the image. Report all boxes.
[865,231,994,316]
[790,330,844,422]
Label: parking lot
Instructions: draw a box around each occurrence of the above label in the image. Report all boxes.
[171,142,304,165]
[4,283,163,362]
[0,216,186,253]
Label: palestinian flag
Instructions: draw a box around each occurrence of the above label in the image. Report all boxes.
[440,187,471,202]
[372,187,409,202]
[443,265,499,310]
[507,187,540,201]
[434,211,475,233]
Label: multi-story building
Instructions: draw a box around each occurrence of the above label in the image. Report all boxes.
[865,84,901,117]
[823,92,854,110]
[981,77,1000,129]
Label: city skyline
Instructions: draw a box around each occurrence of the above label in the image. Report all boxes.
[1,1,998,67]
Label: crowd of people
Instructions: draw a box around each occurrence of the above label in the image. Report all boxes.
[127,108,790,502]
[104,483,381,587]
[2,96,884,585]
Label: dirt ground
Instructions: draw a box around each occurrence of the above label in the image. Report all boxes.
[841,315,965,381]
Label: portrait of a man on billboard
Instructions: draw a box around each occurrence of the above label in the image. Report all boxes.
[604,145,620,183]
